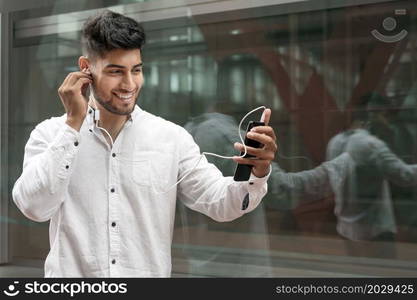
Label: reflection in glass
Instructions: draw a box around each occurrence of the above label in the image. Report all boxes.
[3,0,417,277]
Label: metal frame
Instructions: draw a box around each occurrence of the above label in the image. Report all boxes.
[13,0,397,39]
[0,11,10,264]
[0,0,58,266]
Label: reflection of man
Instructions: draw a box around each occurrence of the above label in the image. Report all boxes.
[366,93,417,242]
[182,111,352,276]
[326,93,417,257]
[12,11,278,277]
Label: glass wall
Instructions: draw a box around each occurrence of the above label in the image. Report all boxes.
[2,0,417,276]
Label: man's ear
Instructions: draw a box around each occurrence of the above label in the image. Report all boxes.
[78,56,90,71]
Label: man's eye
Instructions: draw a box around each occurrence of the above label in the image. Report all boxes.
[109,70,122,74]
[133,69,142,73]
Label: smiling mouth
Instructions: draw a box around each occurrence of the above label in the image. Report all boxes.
[113,92,136,102]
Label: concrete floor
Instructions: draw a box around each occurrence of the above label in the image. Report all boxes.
[0,265,43,277]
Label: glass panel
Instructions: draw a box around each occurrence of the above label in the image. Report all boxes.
[3,0,417,277]
[0,12,6,265]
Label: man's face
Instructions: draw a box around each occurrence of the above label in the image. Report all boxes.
[89,48,143,115]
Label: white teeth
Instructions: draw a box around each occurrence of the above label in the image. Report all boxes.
[116,93,134,99]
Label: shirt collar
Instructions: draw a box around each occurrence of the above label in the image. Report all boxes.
[86,104,142,126]
[130,104,141,122]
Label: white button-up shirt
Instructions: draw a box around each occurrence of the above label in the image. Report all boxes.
[12,105,269,277]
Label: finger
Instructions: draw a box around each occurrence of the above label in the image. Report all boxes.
[59,71,92,98]
[60,71,74,88]
[81,68,92,75]
[232,156,258,166]
[72,77,92,94]
[234,143,276,162]
[232,157,272,171]
[234,142,268,158]
[250,126,277,141]
[75,71,93,79]
[234,142,261,156]
[246,131,275,147]
[261,108,271,126]
[66,71,93,86]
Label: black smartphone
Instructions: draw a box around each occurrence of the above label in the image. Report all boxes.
[233,121,265,181]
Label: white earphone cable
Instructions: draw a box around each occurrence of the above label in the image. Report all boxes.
[90,100,266,194]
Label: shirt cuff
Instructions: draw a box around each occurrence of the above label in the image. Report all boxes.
[242,165,272,211]
[248,164,272,185]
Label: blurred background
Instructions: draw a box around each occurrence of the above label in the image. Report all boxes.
[1,0,417,277]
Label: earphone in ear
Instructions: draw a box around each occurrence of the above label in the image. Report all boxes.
[83,68,101,122]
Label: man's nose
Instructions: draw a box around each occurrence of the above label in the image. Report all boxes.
[121,73,136,90]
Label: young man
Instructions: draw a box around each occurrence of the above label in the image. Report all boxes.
[12,10,277,277]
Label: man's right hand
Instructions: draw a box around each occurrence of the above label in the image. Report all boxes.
[58,68,93,131]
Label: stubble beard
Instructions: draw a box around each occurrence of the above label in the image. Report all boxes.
[91,86,139,116]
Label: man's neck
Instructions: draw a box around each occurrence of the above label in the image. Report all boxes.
[89,101,129,143]
[350,120,364,130]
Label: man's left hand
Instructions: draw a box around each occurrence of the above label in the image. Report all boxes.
[232,108,277,178]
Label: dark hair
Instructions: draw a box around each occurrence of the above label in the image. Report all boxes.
[81,10,146,58]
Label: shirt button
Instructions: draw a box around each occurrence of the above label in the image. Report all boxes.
[110,188,115,193]
[74,141,79,146]
[89,110,92,114]
[112,153,116,157]
[111,222,116,227]
[249,182,254,185]
[89,129,92,132]
[111,259,116,265]
[65,165,69,169]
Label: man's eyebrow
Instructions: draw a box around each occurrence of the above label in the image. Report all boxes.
[104,63,143,69]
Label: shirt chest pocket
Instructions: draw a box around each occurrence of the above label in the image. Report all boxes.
[131,159,151,187]
[131,151,176,189]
